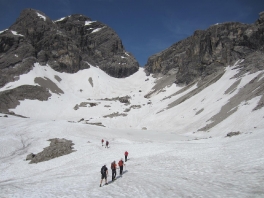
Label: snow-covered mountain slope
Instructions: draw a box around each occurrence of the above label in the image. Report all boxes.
[0,62,264,197]
[1,62,263,136]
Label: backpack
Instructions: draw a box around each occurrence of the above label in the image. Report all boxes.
[118,160,123,166]
[111,162,115,169]
[101,166,106,174]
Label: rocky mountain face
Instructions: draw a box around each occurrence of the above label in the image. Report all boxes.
[145,12,264,85]
[0,9,139,88]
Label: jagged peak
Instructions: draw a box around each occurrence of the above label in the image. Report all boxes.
[257,11,264,24]
[145,11,264,85]
[54,14,93,25]
[10,8,55,35]
[16,8,52,23]
[0,8,139,89]
[259,11,264,18]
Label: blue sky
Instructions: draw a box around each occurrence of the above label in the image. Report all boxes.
[0,0,263,66]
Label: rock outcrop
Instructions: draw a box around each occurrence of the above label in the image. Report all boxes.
[26,138,75,164]
[144,12,264,85]
[55,14,139,78]
[0,9,139,88]
[0,85,51,114]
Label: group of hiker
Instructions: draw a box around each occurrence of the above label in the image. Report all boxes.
[100,139,129,187]
[101,139,109,148]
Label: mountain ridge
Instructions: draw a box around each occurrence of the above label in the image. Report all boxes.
[0,9,264,133]
[0,8,139,88]
[0,9,264,198]
[144,11,264,85]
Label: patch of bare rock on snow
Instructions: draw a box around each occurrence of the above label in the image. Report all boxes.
[26,138,75,163]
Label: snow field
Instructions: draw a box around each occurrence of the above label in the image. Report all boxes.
[0,62,264,197]
[0,115,263,197]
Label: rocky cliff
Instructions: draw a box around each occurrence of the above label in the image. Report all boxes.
[145,11,264,85]
[0,9,139,88]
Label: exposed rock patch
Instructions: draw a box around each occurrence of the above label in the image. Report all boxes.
[199,72,264,131]
[88,77,93,87]
[34,77,64,95]
[226,131,241,137]
[1,112,28,118]
[78,118,85,122]
[225,79,241,94]
[100,95,130,104]
[232,52,264,79]
[144,69,178,99]
[54,75,62,82]
[195,108,204,115]
[26,138,75,164]
[166,70,225,110]
[124,105,141,112]
[0,85,51,114]
[74,102,98,110]
[85,122,105,127]
[118,96,130,104]
[103,112,127,118]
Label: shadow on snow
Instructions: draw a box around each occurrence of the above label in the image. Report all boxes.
[107,170,128,185]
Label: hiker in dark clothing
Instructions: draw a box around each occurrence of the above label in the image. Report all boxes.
[101,139,104,146]
[124,151,129,162]
[100,164,108,187]
[105,141,109,148]
[118,159,125,176]
[111,161,117,181]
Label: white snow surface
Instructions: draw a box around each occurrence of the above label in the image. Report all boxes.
[54,17,65,22]
[85,21,96,26]
[36,12,46,21]
[0,29,8,34]
[91,27,104,33]
[0,63,264,197]
[11,30,24,37]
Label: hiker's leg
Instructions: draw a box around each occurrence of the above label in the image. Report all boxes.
[114,170,116,179]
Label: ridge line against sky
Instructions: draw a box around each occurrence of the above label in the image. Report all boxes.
[0,0,264,66]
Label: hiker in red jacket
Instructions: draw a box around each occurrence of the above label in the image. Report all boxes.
[101,139,104,146]
[118,158,125,176]
[124,151,129,162]
[105,141,109,148]
[111,160,117,181]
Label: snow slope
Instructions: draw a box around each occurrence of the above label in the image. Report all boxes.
[0,62,264,197]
